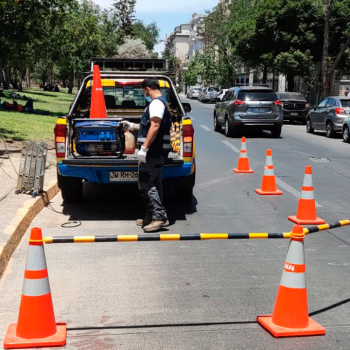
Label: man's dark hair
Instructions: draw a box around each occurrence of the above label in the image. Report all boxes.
[141,78,160,90]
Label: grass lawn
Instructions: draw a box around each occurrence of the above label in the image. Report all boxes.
[0,87,76,146]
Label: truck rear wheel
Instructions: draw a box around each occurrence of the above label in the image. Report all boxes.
[57,172,83,203]
[175,171,195,202]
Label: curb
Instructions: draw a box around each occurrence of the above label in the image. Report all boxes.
[0,180,60,280]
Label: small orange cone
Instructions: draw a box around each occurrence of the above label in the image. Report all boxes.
[288,166,325,225]
[90,64,107,119]
[4,228,66,349]
[233,137,253,173]
[255,149,282,195]
[257,225,325,337]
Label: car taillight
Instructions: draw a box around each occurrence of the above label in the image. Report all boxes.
[183,124,194,157]
[274,100,283,106]
[335,107,346,115]
[233,99,245,105]
[54,123,66,158]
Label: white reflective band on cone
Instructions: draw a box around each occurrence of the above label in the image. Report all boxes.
[285,240,305,264]
[303,174,313,186]
[241,143,247,151]
[280,270,306,289]
[263,168,275,175]
[239,152,248,158]
[300,191,315,200]
[23,277,51,296]
[25,245,47,271]
[266,156,274,166]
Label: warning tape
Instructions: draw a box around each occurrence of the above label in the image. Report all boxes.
[28,219,350,244]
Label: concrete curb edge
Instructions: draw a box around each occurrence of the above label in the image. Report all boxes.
[0,181,60,280]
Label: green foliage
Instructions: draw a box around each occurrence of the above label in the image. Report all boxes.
[133,20,160,52]
[113,0,136,38]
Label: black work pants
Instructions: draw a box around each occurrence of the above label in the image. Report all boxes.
[138,158,167,222]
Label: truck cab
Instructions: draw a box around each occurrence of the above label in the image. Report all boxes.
[54,58,195,203]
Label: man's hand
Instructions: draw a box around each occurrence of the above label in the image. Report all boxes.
[121,121,134,131]
[138,146,148,163]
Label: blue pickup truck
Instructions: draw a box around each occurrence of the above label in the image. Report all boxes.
[54,58,195,203]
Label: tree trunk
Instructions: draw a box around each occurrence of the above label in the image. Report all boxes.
[26,67,30,88]
[321,0,332,99]
[68,79,73,94]
[5,66,11,89]
[287,75,294,92]
[262,66,267,84]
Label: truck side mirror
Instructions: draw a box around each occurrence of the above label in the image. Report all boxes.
[182,102,192,113]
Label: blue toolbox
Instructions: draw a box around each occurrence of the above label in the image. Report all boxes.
[74,120,124,156]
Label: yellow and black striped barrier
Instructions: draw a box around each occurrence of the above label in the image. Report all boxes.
[33,220,350,244]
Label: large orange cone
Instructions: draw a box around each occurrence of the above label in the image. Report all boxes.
[233,137,253,173]
[4,228,66,349]
[90,64,107,119]
[288,166,325,225]
[255,149,282,195]
[257,225,325,337]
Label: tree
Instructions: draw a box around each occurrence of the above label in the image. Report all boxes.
[117,37,150,58]
[231,0,323,90]
[133,20,159,52]
[113,0,136,38]
[321,0,350,98]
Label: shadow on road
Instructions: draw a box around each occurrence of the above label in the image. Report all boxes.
[61,182,197,225]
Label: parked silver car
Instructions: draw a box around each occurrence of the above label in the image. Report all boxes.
[216,89,229,101]
[214,86,283,137]
[187,86,202,99]
[198,86,219,103]
[306,96,350,137]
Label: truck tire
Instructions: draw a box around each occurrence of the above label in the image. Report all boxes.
[57,172,83,203]
[175,171,195,202]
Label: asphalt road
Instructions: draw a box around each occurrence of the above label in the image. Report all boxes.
[1,97,350,349]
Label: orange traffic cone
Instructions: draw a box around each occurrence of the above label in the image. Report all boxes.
[288,165,325,225]
[90,64,107,119]
[233,137,253,173]
[4,228,66,349]
[257,225,325,337]
[255,149,282,195]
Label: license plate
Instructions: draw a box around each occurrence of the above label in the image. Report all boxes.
[253,107,268,113]
[110,171,138,182]
[290,112,299,116]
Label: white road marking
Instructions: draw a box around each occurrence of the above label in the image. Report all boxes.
[222,140,240,153]
[275,178,322,207]
[200,125,211,131]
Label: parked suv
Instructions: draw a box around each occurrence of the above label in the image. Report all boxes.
[276,92,309,124]
[198,86,219,103]
[214,86,283,137]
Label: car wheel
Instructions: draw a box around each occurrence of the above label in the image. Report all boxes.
[214,113,221,132]
[326,121,335,138]
[271,125,282,138]
[225,117,235,137]
[306,118,314,133]
[343,125,350,143]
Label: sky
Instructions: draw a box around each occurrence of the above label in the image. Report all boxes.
[91,0,220,54]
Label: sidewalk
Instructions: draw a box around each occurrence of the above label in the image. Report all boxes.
[0,141,59,279]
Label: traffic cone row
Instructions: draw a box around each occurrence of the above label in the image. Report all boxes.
[234,137,323,224]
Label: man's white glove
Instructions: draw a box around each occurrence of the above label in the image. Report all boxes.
[138,146,148,163]
[121,121,134,131]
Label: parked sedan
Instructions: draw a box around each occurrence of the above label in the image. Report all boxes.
[198,86,219,103]
[306,97,350,137]
[276,92,310,124]
[216,89,229,101]
[187,86,202,99]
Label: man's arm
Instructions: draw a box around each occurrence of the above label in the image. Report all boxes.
[143,117,161,148]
